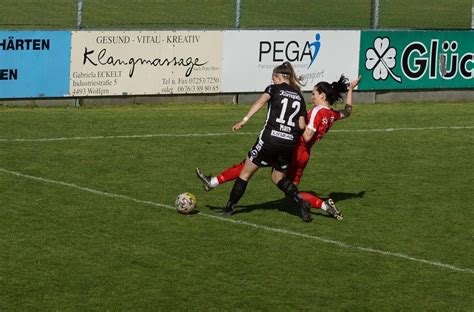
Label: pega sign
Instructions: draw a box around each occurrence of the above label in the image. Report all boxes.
[221,30,360,92]
[359,30,473,90]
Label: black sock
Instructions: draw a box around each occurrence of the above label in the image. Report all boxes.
[277,178,302,203]
[226,177,248,209]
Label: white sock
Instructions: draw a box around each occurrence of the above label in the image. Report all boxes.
[321,202,328,211]
[210,177,219,188]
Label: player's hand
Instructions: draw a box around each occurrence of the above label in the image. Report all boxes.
[349,75,362,89]
[232,120,246,132]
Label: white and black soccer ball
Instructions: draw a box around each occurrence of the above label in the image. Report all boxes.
[175,192,197,214]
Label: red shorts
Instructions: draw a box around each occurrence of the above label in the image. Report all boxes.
[287,144,310,186]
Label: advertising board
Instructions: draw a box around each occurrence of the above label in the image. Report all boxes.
[70,31,224,96]
[221,30,361,92]
[359,30,474,90]
[0,31,70,98]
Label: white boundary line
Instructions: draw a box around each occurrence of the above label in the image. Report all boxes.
[0,132,254,143]
[1,167,472,274]
[331,126,474,132]
[0,126,473,143]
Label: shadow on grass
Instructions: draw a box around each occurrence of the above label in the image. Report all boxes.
[206,190,367,218]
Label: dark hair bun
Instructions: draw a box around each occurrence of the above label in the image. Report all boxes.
[331,75,349,94]
[315,74,350,105]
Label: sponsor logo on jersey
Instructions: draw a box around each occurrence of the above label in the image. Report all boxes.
[250,138,264,159]
[279,90,301,100]
[271,130,294,141]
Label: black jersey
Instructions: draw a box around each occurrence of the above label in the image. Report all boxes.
[260,83,307,146]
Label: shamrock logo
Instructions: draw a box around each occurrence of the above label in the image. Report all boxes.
[366,37,402,83]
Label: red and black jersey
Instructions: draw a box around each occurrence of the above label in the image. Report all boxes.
[259,83,307,146]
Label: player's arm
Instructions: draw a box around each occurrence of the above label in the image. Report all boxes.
[302,111,316,142]
[338,75,361,119]
[298,115,306,131]
[232,93,270,132]
[302,127,315,142]
[302,108,317,143]
[298,115,312,141]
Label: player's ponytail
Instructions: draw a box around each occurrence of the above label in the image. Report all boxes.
[315,75,349,105]
[272,61,304,92]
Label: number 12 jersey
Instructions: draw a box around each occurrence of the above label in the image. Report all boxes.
[260,83,307,146]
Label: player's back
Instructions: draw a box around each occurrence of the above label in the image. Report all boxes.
[261,83,306,146]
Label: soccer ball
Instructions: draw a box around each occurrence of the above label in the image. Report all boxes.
[175,192,197,214]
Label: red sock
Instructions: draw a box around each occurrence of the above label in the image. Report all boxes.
[299,191,324,209]
[217,161,245,184]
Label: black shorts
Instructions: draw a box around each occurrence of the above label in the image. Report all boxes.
[247,137,294,171]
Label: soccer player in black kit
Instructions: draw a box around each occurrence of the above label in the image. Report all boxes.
[221,62,313,222]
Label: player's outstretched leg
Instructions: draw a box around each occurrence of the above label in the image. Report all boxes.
[196,162,244,192]
[196,168,214,192]
[299,191,324,209]
[217,161,245,184]
[324,198,343,221]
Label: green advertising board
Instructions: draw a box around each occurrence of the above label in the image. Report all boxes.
[359,30,473,90]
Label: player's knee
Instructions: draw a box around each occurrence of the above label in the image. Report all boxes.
[271,170,285,185]
[277,177,298,198]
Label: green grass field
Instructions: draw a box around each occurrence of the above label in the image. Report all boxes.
[1,101,473,310]
[0,0,471,29]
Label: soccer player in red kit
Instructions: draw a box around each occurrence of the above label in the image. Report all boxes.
[197,75,361,220]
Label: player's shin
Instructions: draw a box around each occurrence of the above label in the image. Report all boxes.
[217,161,245,184]
[299,192,324,209]
[277,178,299,201]
[222,177,248,216]
[277,178,312,222]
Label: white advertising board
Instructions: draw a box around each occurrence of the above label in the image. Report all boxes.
[70,31,223,96]
[221,30,360,92]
